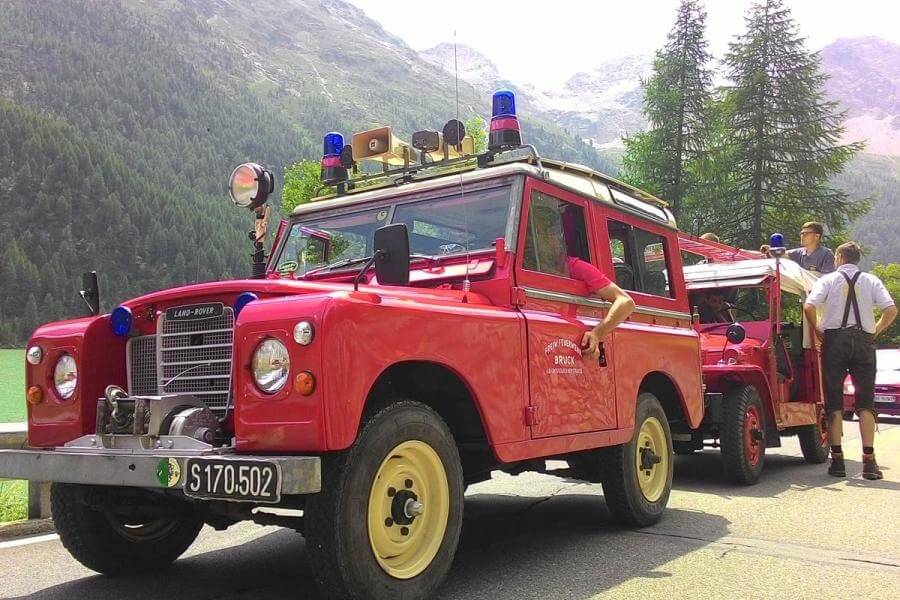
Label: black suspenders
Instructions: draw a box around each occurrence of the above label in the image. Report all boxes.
[840,271,863,330]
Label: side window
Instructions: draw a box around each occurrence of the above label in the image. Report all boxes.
[523,191,590,277]
[608,220,674,298]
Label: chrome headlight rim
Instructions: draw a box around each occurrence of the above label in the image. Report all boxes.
[53,353,78,400]
[251,338,291,394]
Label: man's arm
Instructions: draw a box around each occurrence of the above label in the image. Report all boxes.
[582,282,636,357]
[876,306,898,338]
[803,303,822,344]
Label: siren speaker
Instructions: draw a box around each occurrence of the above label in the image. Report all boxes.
[351,126,413,166]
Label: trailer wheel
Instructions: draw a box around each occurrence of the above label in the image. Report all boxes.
[599,392,673,527]
[51,483,202,575]
[305,401,464,600]
[721,385,766,485]
[797,406,830,464]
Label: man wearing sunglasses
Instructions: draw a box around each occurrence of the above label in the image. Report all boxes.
[788,221,835,274]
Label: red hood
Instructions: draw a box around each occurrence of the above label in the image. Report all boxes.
[120,277,493,310]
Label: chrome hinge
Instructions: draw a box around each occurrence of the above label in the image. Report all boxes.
[525,405,540,426]
[511,286,527,307]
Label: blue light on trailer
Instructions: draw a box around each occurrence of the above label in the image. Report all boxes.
[110,306,132,337]
[234,292,258,317]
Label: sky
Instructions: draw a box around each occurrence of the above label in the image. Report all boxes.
[347,0,900,88]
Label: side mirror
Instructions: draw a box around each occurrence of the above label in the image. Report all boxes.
[726,323,746,344]
[373,224,410,286]
[80,271,100,316]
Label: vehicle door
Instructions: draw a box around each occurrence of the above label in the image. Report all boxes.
[515,179,617,438]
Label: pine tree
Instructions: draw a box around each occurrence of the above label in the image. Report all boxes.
[622,0,712,220]
[722,0,864,248]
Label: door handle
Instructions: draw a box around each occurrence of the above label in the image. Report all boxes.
[598,342,607,367]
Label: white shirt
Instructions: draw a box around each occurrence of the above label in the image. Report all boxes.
[806,264,895,333]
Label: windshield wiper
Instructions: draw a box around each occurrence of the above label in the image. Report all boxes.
[303,253,440,279]
[303,256,374,278]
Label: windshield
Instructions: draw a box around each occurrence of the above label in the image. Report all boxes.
[877,350,900,371]
[275,185,513,277]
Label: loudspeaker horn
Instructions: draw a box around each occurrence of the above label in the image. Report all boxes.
[351,126,414,167]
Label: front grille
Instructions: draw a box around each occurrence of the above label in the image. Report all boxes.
[157,307,235,412]
[126,306,234,415]
[127,335,158,396]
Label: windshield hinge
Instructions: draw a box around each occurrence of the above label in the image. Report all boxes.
[511,286,527,307]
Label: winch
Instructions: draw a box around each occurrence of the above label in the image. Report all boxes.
[96,385,223,444]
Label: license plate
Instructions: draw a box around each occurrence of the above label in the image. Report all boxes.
[875,395,896,404]
[184,458,281,503]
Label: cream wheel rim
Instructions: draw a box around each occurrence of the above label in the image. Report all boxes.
[367,440,450,579]
[635,416,668,502]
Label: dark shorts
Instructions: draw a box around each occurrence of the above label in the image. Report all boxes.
[822,328,876,415]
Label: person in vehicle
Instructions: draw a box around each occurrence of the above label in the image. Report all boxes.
[788,221,835,274]
[694,291,732,323]
[700,232,720,242]
[534,204,636,358]
[804,242,897,480]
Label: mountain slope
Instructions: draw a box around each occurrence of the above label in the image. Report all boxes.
[0,0,617,343]
[821,36,900,155]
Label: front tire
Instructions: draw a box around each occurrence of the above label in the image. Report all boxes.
[51,483,202,575]
[600,392,673,527]
[305,401,464,600]
[798,406,829,464]
[720,385,766,485]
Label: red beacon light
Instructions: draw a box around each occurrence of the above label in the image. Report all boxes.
[488,89,522,151]
[321,132,349,185]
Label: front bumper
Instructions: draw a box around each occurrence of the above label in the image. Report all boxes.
[0,445,321,497]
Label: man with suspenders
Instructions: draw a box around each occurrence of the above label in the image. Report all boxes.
[803,242,897,479]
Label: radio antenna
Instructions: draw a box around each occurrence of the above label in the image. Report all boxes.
[454,31,472,301]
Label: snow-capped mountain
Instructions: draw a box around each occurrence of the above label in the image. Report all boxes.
[421,43,650,149]
[821,36,900,155]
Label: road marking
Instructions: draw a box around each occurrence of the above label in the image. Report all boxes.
[0,533,59,549]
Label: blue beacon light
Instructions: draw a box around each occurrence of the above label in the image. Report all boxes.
[234,292,258,318]
[321,132,348,185]
[488,90,522,150]
[769,233,787,258]
[110,306,132,337]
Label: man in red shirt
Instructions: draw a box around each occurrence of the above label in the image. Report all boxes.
[566,252,636,358]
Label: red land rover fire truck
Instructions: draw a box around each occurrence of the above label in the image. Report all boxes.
[0,90,822,599]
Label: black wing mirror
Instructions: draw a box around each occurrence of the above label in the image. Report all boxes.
[726,323,746,344]
[80,271,100,316]
[373,224,410,287]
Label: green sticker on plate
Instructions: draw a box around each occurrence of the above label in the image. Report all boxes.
[156,458,181,488]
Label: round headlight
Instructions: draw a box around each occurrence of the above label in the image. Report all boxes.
[293,321,315,345]
[228,163,273,210]
[26,345,43,365]
[54,354,78,399]
[252,339,290,394]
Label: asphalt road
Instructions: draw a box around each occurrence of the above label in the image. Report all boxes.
[2,420,899,600]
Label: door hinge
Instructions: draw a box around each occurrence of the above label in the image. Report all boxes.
[511,286,527,307]
[525,405,541,426]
